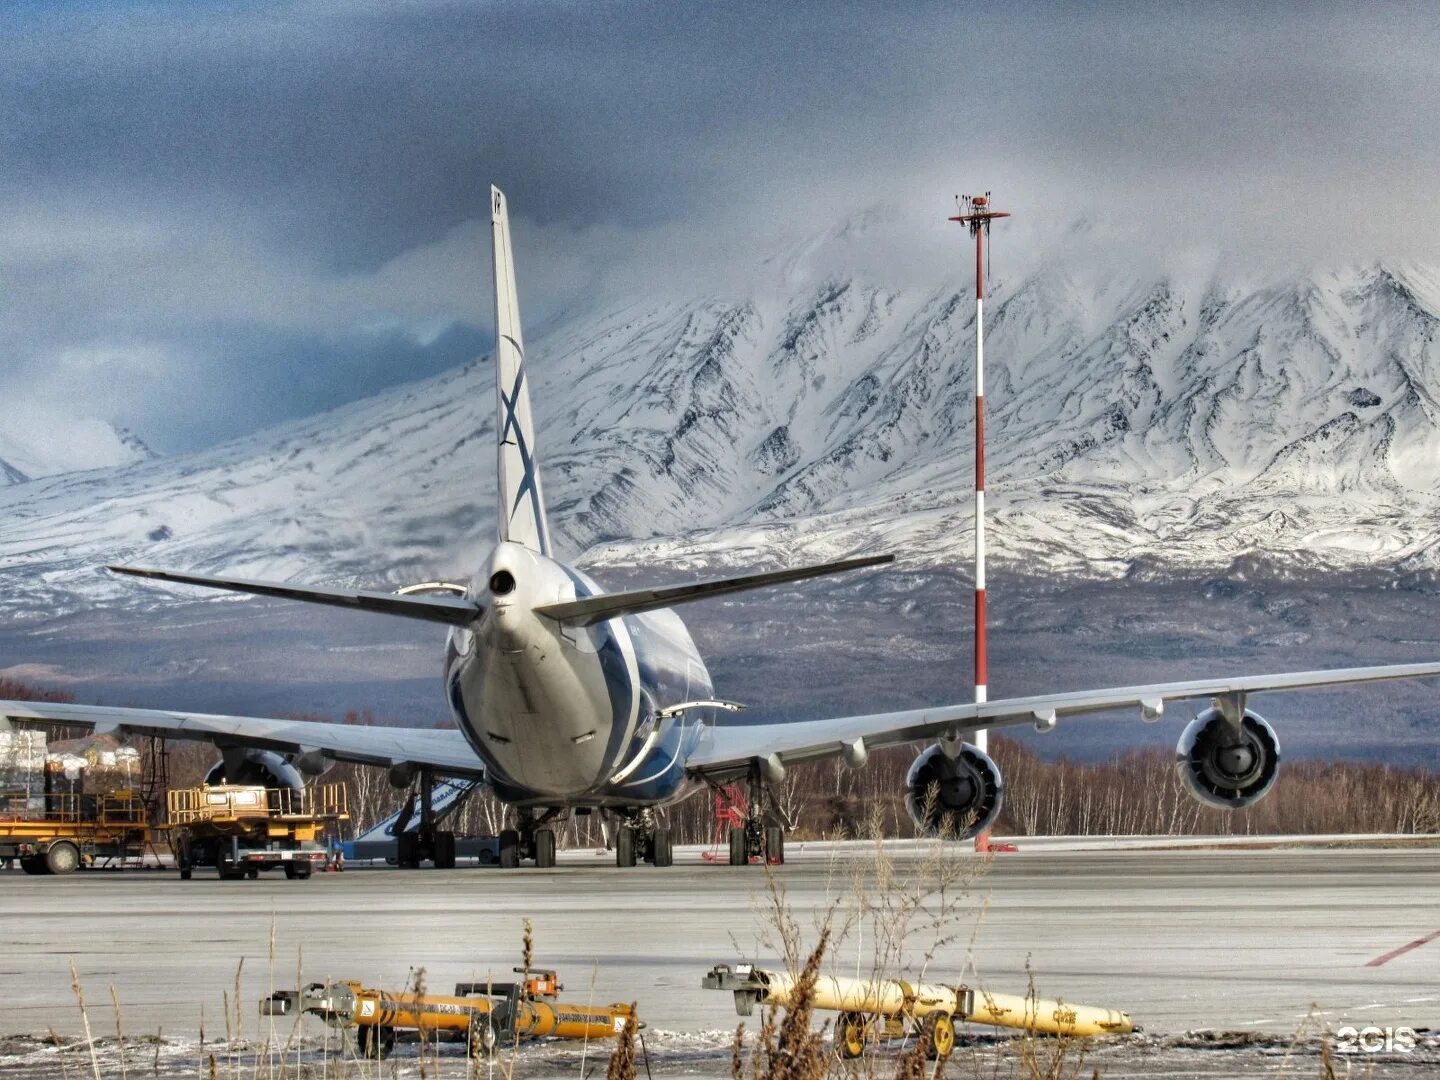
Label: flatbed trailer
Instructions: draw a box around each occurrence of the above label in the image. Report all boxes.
[0,791,152,875]
[164,782,348,880]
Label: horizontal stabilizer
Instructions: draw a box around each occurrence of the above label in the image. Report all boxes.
[535,553,894,627]
[107,566,482,627]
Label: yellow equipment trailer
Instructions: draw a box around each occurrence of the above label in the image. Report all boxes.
[703,963,1134,1060]
[263,967,638,1060]
[165,782,348,880]
[0,791,151,875]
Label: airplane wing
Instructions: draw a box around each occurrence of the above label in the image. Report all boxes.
[0,700,486,777]
[686,660,1440,778]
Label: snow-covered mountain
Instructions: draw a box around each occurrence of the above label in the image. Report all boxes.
[4,218,1440,618]
[0,410,155,487]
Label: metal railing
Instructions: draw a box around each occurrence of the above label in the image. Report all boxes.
[166,783,348,826]
[0,790,149,825]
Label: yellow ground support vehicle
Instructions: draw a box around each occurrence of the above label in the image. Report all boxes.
[0,791,151,875]
[164,782,348,880]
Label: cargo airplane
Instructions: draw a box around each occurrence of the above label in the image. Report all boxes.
[6,186,1440,869]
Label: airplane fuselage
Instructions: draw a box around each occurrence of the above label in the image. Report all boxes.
[445,542,712,808]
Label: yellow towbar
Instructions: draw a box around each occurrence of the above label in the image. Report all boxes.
[702,963,1133,1059]
[264,967,638,1060]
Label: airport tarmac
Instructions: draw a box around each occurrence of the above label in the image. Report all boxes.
[2,840,1438,1075]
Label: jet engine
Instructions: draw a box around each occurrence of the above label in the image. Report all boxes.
[1175,708,1280,809]
[205,748,305,793]
[905,743,1003,839]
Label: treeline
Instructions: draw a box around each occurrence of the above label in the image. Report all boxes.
[8,677,1437,847]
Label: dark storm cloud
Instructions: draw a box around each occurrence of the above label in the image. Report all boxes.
[4,1,1440,451]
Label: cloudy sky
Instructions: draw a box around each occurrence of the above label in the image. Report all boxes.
[5,1,1440,453]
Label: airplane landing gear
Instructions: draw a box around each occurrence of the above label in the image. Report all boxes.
[721,767,787,865]
[501,809,564,868]
[613,809,672,868]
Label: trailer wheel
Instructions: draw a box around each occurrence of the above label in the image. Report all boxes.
[728,827,746,866]
[179,868,193,880]
[534,828,556,868]
[616,827,636,868]
[45,841,80,876]
[468,1014,498,1059]
[836,1012,867,1059]
[498,829,520,869]
[650,828,673,867]
[19,856,46,876]
[284,864,299,880]
[928,1014,955,1060]
[356,1024,395,1060]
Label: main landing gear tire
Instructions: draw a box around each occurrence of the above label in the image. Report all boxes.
[498,829,520,869]
[396,832,421,869]
[616,827,636,868]
[432,830,456,869]
[646,827,673,867]
[765,825,785,865]
[728,827,746,866]
[356,1024,396,1060]
[534,828,557,868]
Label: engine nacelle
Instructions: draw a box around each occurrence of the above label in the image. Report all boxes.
[905,743,1003,840]
[1175,708,1280,809]
[205,748,304,793]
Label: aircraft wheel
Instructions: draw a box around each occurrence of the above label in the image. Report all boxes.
[45,841,80,876]
[928,1014,956,1060]
[616,827,636,868]
[534,828,556,868]
[835,1012,866,1059]
[650,828,673,867]
[728,827,746,866]
[765,825,785,865]
[432,830,456,869]
[396,832,421,869]
[498,829,520,869]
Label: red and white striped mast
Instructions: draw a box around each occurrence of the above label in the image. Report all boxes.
[950,192,1009,854]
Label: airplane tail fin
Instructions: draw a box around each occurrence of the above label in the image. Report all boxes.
[491,186,551,555]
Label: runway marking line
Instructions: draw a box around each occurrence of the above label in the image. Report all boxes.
[1365,929,1440,967]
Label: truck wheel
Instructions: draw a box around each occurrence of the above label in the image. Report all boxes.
[765,825,785,865]
[284,864,299,880]
[498,829,520,869]
[650,828,673,867]
[534,828,556,868]
[180,868,193,880]
[728,826,746,866]
[19,856,46,876]
[616,827,636,868]
[432,830,456,869]
[45,842,80,876]
[295,862,313,880]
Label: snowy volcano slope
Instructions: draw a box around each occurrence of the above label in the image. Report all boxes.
[5,223,1440,618]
